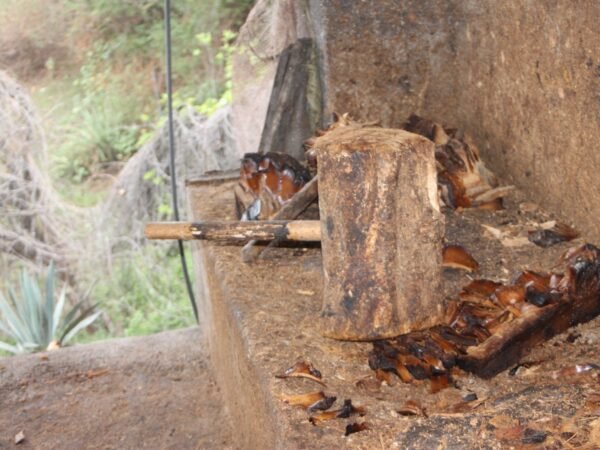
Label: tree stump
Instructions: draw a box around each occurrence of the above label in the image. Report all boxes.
[314,127,445,340]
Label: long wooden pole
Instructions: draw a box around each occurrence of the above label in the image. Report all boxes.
[145,220,321,242]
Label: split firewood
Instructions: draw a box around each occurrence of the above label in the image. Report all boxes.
[403,114,514,210]
[369,243,600,386]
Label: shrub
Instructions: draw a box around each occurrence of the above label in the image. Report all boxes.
[0,263,100,354]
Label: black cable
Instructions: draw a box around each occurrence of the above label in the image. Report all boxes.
[164,0,199,324]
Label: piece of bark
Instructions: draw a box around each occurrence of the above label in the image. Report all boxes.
[241,176,319,262]
[314,127,445,340]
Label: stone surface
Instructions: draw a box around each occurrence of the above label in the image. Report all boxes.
[307,0,600,242]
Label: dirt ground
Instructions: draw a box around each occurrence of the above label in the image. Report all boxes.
[0,328,234,450]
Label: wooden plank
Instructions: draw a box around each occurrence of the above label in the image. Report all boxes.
[258,38,321,162]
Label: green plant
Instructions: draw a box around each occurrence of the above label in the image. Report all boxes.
[0,264,100,354]
[91,246,194,338]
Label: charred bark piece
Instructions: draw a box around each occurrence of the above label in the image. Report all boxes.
[528,222,579,248]
[442,245,479,272]
[404,114,512,210]
[459,244,600,377]
[313,127,445,340]
[344,422,370,436]
[275,360,326,386]
[280,391,326,408]
[307,395,337,412]
[336,399,366,418]
[369,244,600,384]
[241,175,319,262]
[309,399,367,424]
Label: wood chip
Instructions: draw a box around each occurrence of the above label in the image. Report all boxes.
[15,431,25,445]
[481,224,504,239]
[501,236,532,247]
[397,400,427,417]
[296,289,315,296]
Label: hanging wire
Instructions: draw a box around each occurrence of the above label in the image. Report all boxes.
[164,0,199,324]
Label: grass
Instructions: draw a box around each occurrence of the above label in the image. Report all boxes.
[88,245,196,339]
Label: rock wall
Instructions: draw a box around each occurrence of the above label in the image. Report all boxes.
[307,0,600,241]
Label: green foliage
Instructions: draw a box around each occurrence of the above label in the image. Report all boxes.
[53,96,145,182]
[91,246,194,338]
[0,263,101,354]
[48,0,251,184]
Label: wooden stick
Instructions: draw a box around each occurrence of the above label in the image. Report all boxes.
[314,127,445,340]
[241,175,319,262]
[145,220,321,242]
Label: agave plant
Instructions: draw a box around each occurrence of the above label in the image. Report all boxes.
[0,263,100,354]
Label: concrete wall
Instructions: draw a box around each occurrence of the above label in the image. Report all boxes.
[308,0,600,241]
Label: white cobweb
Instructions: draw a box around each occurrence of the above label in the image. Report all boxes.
[0,70,238,294]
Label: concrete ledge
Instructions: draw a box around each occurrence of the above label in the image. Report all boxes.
[187,179,600,449]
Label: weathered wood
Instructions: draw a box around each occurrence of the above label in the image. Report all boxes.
[241,176,319,262]
[258,38,321,162]
[458,268,600,378]
[145,220,321,242]
[369,244,600,383]
[314,127,445,340]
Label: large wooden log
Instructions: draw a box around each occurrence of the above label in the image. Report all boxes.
[314,127,445,340]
